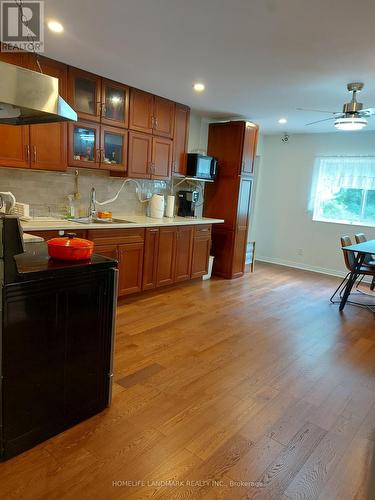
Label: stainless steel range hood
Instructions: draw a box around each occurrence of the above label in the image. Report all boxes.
[0,60,77,125]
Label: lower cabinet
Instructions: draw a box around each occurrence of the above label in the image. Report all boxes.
[142,228,159,290]
[174,225,194,282]
[28,224,212,297]
[118,242,144,296]
[90,244,118,260]
[156,227,177,287]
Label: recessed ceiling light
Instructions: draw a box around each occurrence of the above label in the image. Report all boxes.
[278,118,287,124]
[193,83,205,92]
[48,20,64,33]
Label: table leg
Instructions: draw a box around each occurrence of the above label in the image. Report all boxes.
[339,253,365,311]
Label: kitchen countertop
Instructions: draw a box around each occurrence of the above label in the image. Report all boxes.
[21,215,224,232]
[23,232,45,243]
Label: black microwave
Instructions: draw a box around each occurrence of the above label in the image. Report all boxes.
[186,153,217,180]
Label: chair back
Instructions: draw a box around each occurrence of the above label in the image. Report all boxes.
[341,236,356,271]
[355,233,367,244]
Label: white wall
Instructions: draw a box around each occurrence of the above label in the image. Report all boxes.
[188,112,209,154]
[252,131,375,277]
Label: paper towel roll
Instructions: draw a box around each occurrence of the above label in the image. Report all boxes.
[165,195,175,218]
[150,194,164,219]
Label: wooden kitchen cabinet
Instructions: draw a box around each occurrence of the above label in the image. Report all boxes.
[0,126,30,168]
[156,227,177,287]
[100,125,128,173]
[68,120,101,169]
[173,104,190,176]
[68,67,102,122]
[118,242,144,296]
[241,122,258,174]
[28,224,211,297]
[205,121,257,279]
[93,244,118,261]
[30,123,67,171]
[174,226,194,282]
[129,90,175,138]
[153,97,175,138]
[128,131,153,179]
[0,55,68,171]
[152,136,172,179]
[129,89,154,134]
[0,51,38,170]
[30,58,68,171]
[101,79,129,129]
[128,132,172,180]
[142,228,159,290]
[191,225,211,278]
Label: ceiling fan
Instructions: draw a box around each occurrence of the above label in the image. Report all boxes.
[298,83,375,131]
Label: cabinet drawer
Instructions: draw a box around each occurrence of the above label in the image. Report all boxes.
[87,228,145,245]
[194,224,212,236]
[26,229,87,240]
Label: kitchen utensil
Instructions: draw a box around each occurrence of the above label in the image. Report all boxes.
[47,233,94,261]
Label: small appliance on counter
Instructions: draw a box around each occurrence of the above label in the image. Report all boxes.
[186,153,217,180]
[177,190,199,217]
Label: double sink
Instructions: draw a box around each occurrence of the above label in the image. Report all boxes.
[70,217,135,225]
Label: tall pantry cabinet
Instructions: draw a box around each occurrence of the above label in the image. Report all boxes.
[203,121,258,279]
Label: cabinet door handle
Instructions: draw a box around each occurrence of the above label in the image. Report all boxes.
[154,117,158,128]
[33,146,37,163]
[25,145,30,162]
[100,149,105,162]
[149,228,158,232]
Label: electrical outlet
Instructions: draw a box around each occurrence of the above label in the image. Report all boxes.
[297,248,303,256]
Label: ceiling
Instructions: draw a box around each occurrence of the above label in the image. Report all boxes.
[43,0,375,134]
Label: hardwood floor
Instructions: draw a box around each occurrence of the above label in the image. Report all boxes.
[1,262,374,500]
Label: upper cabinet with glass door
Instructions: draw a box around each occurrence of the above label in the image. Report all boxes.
[68,67,102,122]
[101,79,129,129]
[68,69,129,127]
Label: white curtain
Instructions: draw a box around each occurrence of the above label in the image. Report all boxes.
[309,156,375,211]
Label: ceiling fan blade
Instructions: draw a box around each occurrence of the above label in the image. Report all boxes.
[297,107,340,114]
[305,115,343,126]
[360,107,375,116]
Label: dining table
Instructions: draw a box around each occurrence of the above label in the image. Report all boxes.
[340,239,375,311]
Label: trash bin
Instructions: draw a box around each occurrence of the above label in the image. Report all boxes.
[203,255,214,280]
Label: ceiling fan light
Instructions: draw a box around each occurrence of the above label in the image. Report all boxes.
[334,117,368,131]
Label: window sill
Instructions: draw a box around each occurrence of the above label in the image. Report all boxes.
[312,217,375,229]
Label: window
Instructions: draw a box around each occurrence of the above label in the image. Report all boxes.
[312,157,375,227]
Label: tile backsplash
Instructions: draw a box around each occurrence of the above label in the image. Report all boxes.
[0,167,204,217]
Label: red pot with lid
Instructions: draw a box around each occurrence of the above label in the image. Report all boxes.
[47,232,94,261]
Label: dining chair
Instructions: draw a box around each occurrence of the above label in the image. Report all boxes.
[330,236,375,303]
[354,233,375,290]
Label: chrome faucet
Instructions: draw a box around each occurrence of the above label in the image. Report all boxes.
[89,187,96,219]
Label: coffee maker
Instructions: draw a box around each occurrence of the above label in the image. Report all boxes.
[177,190,199,217]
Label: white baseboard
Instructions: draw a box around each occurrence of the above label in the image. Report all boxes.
[256,255,373,282]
